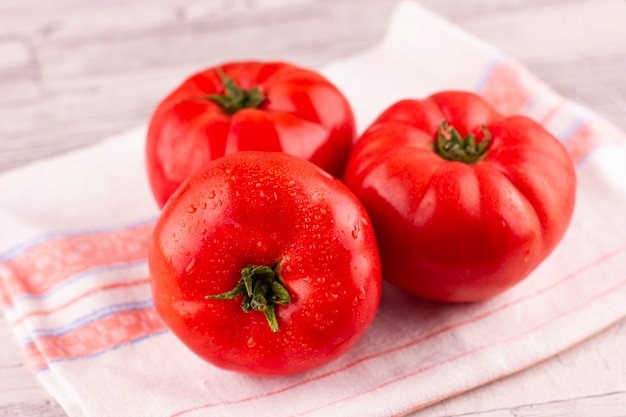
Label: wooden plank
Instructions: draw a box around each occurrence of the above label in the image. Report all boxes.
[0,0,398,172]
[413,317,626,416]
[441,391,626,417]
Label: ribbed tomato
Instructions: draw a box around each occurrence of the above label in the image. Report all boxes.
[146,61,356,208]
[343,91,576,302]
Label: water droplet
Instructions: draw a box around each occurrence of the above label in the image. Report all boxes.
[358,286,367,300]
[208,190,216,199]
[317,194,325,200]
[325,291,339,302]
[524,250,530,262]
[185,258,196,274]
[351,224,360,239]
[187,204,197,213]
[247,337,256,348]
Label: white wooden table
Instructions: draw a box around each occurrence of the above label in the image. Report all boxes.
[1,0,625,415]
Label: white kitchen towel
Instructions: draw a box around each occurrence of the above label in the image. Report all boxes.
[2,1,626,416]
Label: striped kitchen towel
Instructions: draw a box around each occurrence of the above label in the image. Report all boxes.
[2,1,626,416]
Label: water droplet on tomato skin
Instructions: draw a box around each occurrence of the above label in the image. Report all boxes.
[187,204,197,213]
[325,291,339,302]
[185,258,196,274]
[358,286,367,300]
[247,337,256,348]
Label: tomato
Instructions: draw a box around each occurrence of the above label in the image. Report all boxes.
[146,61,356,208]
[149,151,381,376]
[343,91,576,302]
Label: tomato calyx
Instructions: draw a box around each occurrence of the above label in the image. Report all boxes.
[207,69,266,115]
[205,260,290,333]
[435,120,492,164]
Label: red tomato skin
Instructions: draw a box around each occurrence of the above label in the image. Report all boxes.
[343,91,577,302]
[149,152,381,376]
[146,61,356,208]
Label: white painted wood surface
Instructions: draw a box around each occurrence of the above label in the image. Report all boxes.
[1,0,625,416]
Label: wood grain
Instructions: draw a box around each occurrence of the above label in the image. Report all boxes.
[1,0,626,416]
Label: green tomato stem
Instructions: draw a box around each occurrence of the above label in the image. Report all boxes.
[435,120,492,164]
[206,261,289,333]
[207,68,266,115]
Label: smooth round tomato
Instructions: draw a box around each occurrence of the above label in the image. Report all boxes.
[343,91,577,302]
[149,152,381,376]
[146,61,356,208]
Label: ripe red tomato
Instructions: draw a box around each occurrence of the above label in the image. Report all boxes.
[149,152,381,376]
[343,91,577,302]
[146,61,356,208]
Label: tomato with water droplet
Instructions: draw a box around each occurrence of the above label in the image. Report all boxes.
[149,152,381,376]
